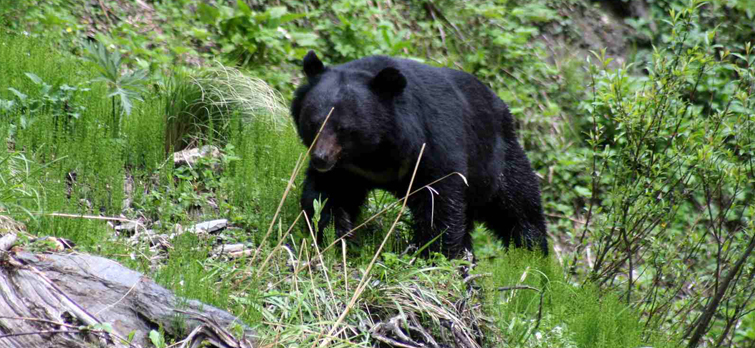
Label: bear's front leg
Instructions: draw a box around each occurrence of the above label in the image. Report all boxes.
[301,167,369,245]
[406,180,471,259]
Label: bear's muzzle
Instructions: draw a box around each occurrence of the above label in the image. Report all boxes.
[311,131,341,172]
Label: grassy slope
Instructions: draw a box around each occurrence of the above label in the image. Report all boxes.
[0,28,676,348]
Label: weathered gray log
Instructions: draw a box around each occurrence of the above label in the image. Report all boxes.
[0,251,255,348]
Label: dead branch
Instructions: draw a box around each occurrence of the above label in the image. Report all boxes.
[0,251,255,348]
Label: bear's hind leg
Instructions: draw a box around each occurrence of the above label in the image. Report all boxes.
[481,185,548,256]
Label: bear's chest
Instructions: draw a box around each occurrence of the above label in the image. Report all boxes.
[343,161,411,185]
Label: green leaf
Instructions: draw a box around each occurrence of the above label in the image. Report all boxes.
[127,331,136,343]
[197,2,219,25]
[0,99,15,111]
[574,186,591,197]
[91,323,113,333]
[7,88,27,101]
[268,6,287,19]
[149,330,165,348]
[24,72,43,85]
[279,12,306,25]
[290,32,319,47]
[236,0,252,17]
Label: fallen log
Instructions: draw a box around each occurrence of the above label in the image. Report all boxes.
[0,249,255,348]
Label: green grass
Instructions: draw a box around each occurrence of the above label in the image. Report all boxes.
[476,247,676,347]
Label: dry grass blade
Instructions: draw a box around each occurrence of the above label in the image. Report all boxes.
[197,63,289,128]
[304,210,336,301]
[273,171,469,292]
[315,171,468,258]
[317,143,426,347]
[164,62,289,153]
[250,107,335,265]
[255,210,304,278]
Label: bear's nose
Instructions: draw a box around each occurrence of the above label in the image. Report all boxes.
[310,153,335,172]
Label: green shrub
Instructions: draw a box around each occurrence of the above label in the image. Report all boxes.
[573,1,755,345]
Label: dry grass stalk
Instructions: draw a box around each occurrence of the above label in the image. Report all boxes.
[250,107,335,265]
[317,143,426,347]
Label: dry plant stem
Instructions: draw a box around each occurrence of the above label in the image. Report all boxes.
[271,171,467,287]
[317,171,468,256]
[341,239,348,293]
[498,285,544,331]
[303,211,336,301]
[251,107,335,264]
[295,238,306,323]
[173,310,254,348]
[37,212,144,225]
[255,211,304,278]
[463,273,490,285]
[371,313,441,348]
[304,245,327,333]
[317,143,426,348]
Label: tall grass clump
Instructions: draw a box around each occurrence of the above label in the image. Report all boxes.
[572,1,755,345]
[164,63,289,154]
[246,238,490,348]
[0,152,43,217]
[478,249,672,348]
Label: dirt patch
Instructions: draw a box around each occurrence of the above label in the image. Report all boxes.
[541,1,643,69]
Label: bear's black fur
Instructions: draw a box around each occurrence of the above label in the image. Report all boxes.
[291,51,548,257]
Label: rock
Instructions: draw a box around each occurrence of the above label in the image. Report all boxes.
[173,145,221,168]
[114,221,140,233]
[213,243,245,254]
[186,219,228,234]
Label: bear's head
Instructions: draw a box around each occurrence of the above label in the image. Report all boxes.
[291,51,407,172]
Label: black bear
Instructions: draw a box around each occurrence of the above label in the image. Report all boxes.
[291,51,548,258]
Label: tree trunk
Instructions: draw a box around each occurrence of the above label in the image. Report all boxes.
[0,248,255,348]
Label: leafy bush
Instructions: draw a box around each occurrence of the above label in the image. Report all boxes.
[573,2,755,345]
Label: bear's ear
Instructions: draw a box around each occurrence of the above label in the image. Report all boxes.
[303,50,325,78]
[370,67,407,96]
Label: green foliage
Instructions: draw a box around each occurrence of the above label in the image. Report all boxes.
[0,152,43,217]
[477,248,674,347]
[198,2,313,65]
[572,1,755,345]
[0,72,87,134]
[148,329,167,348]
[83,40,148,137]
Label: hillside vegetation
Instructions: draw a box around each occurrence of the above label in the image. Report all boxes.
[1,0,754,347]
